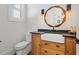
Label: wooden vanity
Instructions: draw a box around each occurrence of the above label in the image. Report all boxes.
[31,32,76,55]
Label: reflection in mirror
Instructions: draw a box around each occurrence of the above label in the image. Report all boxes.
[44,6,66,29]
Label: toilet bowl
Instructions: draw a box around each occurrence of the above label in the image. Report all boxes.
[15,41,31,55]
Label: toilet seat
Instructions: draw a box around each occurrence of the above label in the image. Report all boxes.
[15,41,30,50]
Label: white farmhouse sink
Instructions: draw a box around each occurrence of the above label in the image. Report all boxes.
[41,33,64,43]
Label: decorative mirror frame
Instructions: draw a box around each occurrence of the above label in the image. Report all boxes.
[44,6,66,29]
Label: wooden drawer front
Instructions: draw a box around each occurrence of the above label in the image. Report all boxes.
[41,40,65,52]
[41,48,65,55]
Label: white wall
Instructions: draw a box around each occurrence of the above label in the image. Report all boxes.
[0,4,26,54]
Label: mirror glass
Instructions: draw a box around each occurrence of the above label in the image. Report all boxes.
[44,6,66,28]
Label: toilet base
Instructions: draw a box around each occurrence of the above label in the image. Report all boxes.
[16,43,31,55]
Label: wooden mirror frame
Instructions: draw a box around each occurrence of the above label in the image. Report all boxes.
[44,6,66,29]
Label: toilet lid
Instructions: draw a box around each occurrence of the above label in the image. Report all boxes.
[16,41,30,48]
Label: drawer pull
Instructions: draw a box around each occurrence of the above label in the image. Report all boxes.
[44,43,48,45]
[56,45,60,48]
[44,50,47,53]
[67,51,69,53]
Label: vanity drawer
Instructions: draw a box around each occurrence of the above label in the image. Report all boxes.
[41,40,65,52]
[41,48,65,55]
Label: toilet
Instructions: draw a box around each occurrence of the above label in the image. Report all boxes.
[15,41,31,55]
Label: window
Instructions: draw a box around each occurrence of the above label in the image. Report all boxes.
[9,4,24,22]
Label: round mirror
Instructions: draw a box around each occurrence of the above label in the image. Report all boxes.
[44,6,66,29]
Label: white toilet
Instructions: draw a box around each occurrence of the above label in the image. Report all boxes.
[15,41,31,55]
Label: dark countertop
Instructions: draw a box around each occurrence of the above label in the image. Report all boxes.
[30,32,45,34]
